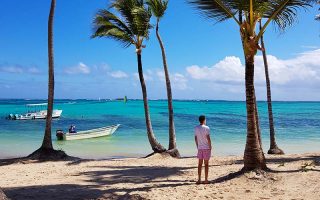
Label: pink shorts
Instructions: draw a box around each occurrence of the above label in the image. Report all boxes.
[197,149,211,160]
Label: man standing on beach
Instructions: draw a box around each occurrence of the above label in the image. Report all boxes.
[195,115,212,184]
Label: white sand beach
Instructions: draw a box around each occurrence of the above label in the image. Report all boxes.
[0,153,319,200]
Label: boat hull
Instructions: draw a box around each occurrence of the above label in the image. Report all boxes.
[7,110,62,120]
[58,124,120,141]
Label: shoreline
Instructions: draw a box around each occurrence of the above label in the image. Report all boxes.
[1,152,319,199]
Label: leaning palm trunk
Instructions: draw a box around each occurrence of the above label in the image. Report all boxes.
[41,0,56,150]
[155,20,180,157]
[260,23,284,155]
[243,55,267,170]
[137,52,166,153]
[28,0,67,160]
[239,19,266,170]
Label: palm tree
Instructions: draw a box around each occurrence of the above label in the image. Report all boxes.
[28,0,66,160]
[92,0,166,153]
[259,21,284,155]
[146,0,180,157]
[190,0,315,170]
[316,1,320,20]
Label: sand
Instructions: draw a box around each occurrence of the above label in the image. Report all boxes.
[0,153,319,200]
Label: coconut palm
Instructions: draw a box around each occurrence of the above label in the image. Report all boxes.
[146,0,180,157]
[92,0,166,153]
[316,1,320,20]
[42,0,56,151]
[259,21,284,155]
[190,0,315,170]
[29,0,66,159]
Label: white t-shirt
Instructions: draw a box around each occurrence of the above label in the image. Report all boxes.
[194,124,211,150]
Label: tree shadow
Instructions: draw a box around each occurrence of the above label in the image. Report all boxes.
[266,155,320,165]
[211,170,244,184]
[0,155,80,167]
[266,155,320,174]
[3,184,146,200]
[0,188,9,200]
[232,155,320,166]
[79,165,195,186]
[0,157,23,167]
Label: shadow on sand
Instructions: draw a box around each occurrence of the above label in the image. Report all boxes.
[2,154,319,199]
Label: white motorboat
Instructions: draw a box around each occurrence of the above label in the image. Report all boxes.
[6,103,62,120]
[56,124,120,141]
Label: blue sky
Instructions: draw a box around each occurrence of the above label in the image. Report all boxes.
[0,0,319,100]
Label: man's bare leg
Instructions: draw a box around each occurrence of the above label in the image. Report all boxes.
[197,159,203,184]
[204,160,209,184]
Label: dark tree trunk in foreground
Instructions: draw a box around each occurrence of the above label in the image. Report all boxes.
[260,23,284,155]
[0,188,9,200]
[136,53,166,153]
[42,0,56,150]
[155,20,180,157]
[243,55,267,171]
[28,0,67,160]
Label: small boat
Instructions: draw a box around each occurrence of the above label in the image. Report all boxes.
[56,124,120,141]
[115,96,128,103]
[6,103,62,120]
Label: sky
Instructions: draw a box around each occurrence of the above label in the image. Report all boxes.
[0,0,319,100]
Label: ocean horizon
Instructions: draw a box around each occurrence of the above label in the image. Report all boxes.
[0,99,319,159]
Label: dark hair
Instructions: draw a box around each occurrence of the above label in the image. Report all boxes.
[199,115,206,123]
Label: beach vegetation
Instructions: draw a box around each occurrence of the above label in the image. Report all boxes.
[28,0,68,160]
[147,0,180,157]
[259,21,284,155]
[189,0,316,171]
[92,0,167,154]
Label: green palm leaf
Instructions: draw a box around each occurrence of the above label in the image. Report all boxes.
[316,0,320,20]
[188,0,242,24]
[92,0,152,48]
[146,0,168,19]
[263,0,316,31]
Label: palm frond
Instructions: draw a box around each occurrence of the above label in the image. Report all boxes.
[263,0,316,31]
[92,9,134,48]
[188,0,241,25]
[131,6,153,39]
[92,0,152,48]
[316,0,320,20]
[111,0,152,38]
[146,0,168,19]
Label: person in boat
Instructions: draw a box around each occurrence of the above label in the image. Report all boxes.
[69,125,77,134]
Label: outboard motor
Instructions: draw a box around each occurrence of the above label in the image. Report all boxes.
[6,114,14,120]
[56,130,65,141]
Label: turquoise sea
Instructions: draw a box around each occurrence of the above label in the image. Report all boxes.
[0,99,319,159]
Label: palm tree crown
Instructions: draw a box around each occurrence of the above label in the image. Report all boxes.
[92,0,152,51]
[146,0,168,19]
[189,0,316,40]
[316,0,320,20]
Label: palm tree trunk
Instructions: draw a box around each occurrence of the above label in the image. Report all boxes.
[41,0,56,150]
[243,55,267,171]
[28,0,67,160]
[259,22,284,155]
[136,52,166,153]
[155,20,179,157]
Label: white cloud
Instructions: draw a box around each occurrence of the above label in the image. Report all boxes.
[186,56,244,84]
[108,70,128,78]
[186,50,320,87]
[27,67,41,74]
[0,64,41,74]
[156,70,189,90]
[133,70,153,81]
[254,49,320,86]
[0,66,24,74]
[172,73,188,90]
[65,62,90,75]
